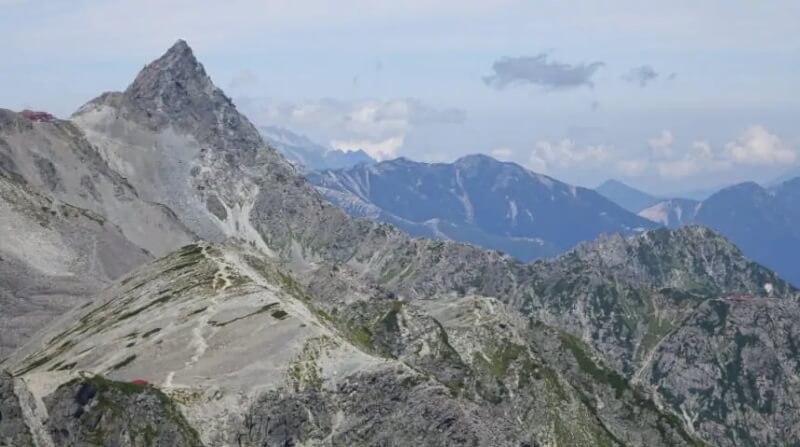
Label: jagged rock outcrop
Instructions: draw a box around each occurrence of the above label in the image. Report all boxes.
[44,376,201,447]
[520,227,788,375]
[643,297,800,447]
[639,179,800,286]
[0,371,35,447]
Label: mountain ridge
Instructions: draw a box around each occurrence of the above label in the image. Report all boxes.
[596,179,661,213]
[260,125,375,171]
[640,178,800,285]
[308,154,657,261]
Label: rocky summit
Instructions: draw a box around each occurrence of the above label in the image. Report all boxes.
[1,40,799,447]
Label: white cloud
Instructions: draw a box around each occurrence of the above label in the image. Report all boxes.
[616,159,648,177]
[238,97,464,160]
[652,127,794,178]
[724,125,795,165]
[655,140,723,178]
[656,159,699,178]
[528,139,608,173]
[648,130,674,159]
[491,147,514,160]
[331,137,405,160]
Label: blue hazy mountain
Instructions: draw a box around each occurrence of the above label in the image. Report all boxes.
[768,166,800,187]
[595,179,660,212]
[260,125,375,171]
[640,178,800,285]
[308,154,658,260]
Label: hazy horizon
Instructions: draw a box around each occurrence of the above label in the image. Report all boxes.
[2,0,798,194]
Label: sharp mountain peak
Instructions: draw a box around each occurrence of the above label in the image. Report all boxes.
[124,39,212,102]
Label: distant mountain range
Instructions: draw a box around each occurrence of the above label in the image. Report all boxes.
[310,160,800,286]
[596,179,725,212]
[260,125,375,171]
[308,155,657,260]
[595,179,660,213]
[769,165,800,186]
[640,178,800,285]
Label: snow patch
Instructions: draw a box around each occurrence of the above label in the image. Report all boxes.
[507,200,518,225]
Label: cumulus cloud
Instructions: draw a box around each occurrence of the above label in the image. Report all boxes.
[332,136,405,160]
[623,65,659,87]
[648,130,674,158]
[528,139,609,173]
[616,159,649,177]
[648,127,794,178]
[655,141,719,178]
[237,97,465,160]
[483,54,604,90]
[724,125,795,165]
[491,148,514,160]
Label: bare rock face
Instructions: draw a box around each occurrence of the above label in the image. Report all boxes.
[644,298,800,447]
[122,40,264,164]
[0,371,35,447]
[44,376,201,447]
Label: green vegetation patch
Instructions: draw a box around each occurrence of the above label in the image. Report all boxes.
[116,294,173,322]
[210,303,279,327]
[485,342,526,379]
[111,354,137,370]
[560,333,628,399]
[187,306,207,317]
[74,375,203,445]
[271,309,289,320]
[141,328,162,338]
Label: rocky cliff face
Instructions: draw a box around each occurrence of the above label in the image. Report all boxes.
[639,179,800,286]
[521,227,788,377]
[0,371,35,446]
[44,376,201,447]
[643,297,800,447]
[2,40,798,447]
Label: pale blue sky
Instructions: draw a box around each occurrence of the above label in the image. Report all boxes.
[1,0,799,193]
